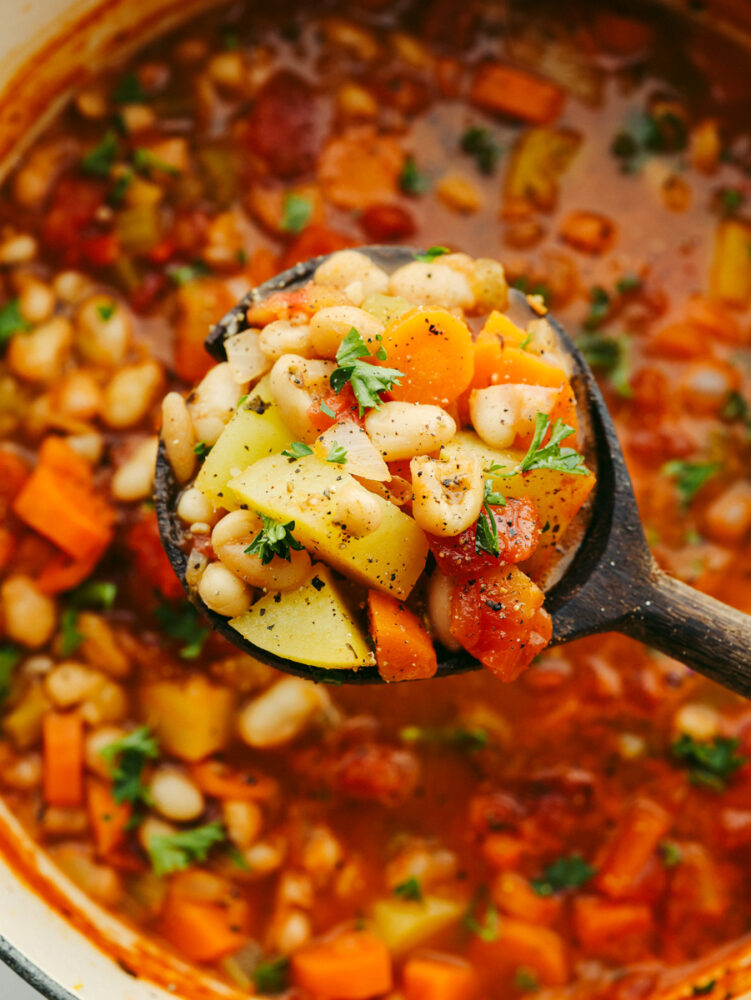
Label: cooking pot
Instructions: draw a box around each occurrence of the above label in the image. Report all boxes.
[1,1,751,997]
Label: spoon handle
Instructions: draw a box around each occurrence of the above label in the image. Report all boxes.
[624,567,751,697]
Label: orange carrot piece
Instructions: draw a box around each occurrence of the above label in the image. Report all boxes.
[13,464,113,564]
[595,798,672,900]
[189,759,278,802]
[480,311,528,347]
[280,225,354,271]
[470,63,564,125]
[292,929,393,999]
[469,917,569,987]
[160,871,250,963]
[37,436,92,487]
[0,449,30,514]
[174,278,236,384]
[368,590,438,682]
[380,308,474,407]
[492,871,563,926]
[36,551,101,596]
[43,712,84,808]
[87,779,131,856]
[559,211,616,255]
[648,322,706,360]
[514,382,578,451]
[494,346,568,388]
[248,246,280,285]
[318,126,404,210]
[0,527,17,573]
[573,896,654,951]
[403,955,480,1000]
[685,295,747,345]
[481,832,525,871]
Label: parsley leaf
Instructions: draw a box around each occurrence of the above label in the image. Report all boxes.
[393,877,423,901]
[0,299,32,348]
[280,193,313,234]
[147,820,226,877]
[133,148,182,177]
[616,273,643,295]
[583,286,611,330]
[400,725,489,752]
[514,968,540,993]
[475,479,506,558]
[510,276,552,306]
[509,414,588,477]
[68,580,118,610]
[154,600,209,659]
[282,441,314,460]
[660,840,683,868]
[531,855,595,896]
[96,302,116,321]
[663,460,720,507]
[577,331,632,398]
[114,72,147,104]
[245,514,304,565]
[100,726,159,807]
[320,400,336,419]
[718,187,745,217]
[415,246,450,264]
[167,261,211,286]
[81,130,120,176]
[60,609,85,657]
[400,155,430,195]
[463,893,500,942]
[460,125,502,174]
[0,644,22,705]
[723,390,749,422]
[193,441,210,460]
[326,442,347,464]
[671,734,747,791]
[253,956,290,994]
[330,328,403,417]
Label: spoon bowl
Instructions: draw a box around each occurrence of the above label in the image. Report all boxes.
[155,246,751,695]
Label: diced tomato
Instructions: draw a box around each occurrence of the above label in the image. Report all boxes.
[334,743,420,806]
[308,383,359,435]
[129,270,168,313]
[360,203,416,242]
[43,175,116,268]
[125,511,184,602]
[244,71,321,178]
[80,232,120,268]
[427,498,541,579]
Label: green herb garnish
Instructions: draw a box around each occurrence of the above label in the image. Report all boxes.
[671,734,747,791]
[96,302,116,321]
[154,600,210,659]
[663,460,720,507]
[81,130,120,176]
[393,877,423,901]
[100,726,159,807]
[660,840,683,868]
[583,286,611,330]
[282,441,314,460]
[400,725,489,752]
[475,479,507,558]
[320,400,336,419]
[531,855,595,896]
[245,515,304,565]
[114,72,147,104]
[508,414,587,477]
[167,261,211,286]
[463,892,500,942]
[326,442,347,464]
[133,148,182,177]
[330,328,403,417]
[252,956,290,994]
[147,821,226,877]
[0,299,32,348]
[399,155,430,195]
[719,187,745,217]
[514,968,540,993]
[280,193,313,234]
[460,126,502,174]
[193,441,210,460]
[577,331,632,398]
[415,245,450,264]
[0,645,22,704]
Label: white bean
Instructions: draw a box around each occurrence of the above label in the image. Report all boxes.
[84,726,126,778]
[7,317,73,383]
[102,360,163,429]
[161,392,196,484]
[111,437,159,502]
[0,233,37,265]
[238,677,331,748]
[198,561,253,617]
[310,306,384,359]
[333,480,383,537]
[188,362,243,446]
[45,662,102,707]
[223,800,263,849]
[470,384,558,449]
[149,768,205,822]
[18,277,55,324]
[53,271,91,304]
[224,329,270,385]
[364,401,456,461]
[388,261,474,310]
[673,703,720,741]
[410,452,484,536]
[177,487,217,525]
[314,250,388,305]
[211,510,312,590]
[269,354,336,442]
[471,258,509,313]
[66,432,104,465]
[427,569,461,651]
[54,370,102,421]
[138,816,177,853]
[1,576,56,649]
[75,295,132,367]
[259,319,314,361]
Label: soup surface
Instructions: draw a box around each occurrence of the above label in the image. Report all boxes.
[0,0,751,997]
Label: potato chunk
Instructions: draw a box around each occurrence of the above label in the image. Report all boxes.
[140,675,236,762]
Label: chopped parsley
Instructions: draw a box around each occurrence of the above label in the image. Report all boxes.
[460,125,502,174]
[662,460,720,507]
[81,130,120,176]
[583,286,611,330]
[393,877,423,901]
[60,610,85,657]
[514,968,540,993]
[660,840,683,868]
[718,187,745,217]
[167,261,211,286]
[59,580,118,657]
[0,644,22,704]
[154,600,209,659]
[0,298,32,348]
[193,441,210,460]
[415,246,450,263]
[281,441,314,460]
[463,892,499,942]
[692,981,716,997]
[330,328,403,417]
[671,734,747,791]
[108,168,134,206]
[113,72,147,104]
[252,956,290,994]
[400,725,489,752]
[577,331,632,398]
[133,148,182,177]
[722,390,749,423]
[326,442,347,464]
[616,273,643,295]
[320,400,336,419]
[221,27,240,51]
[399,155,430,195]
[510,276,552,306]
[96,302,116,321]
[611,107,688,172]
[147,820,226,877]
[280,193,313,234]
[100,726,159,807]
[531,854,595,896]
[245,515,304,564]
[507,414,588,477]
[475,479,507,558]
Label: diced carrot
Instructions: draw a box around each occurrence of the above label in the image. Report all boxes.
[125,512,184,601]
[0,527,17,573]
[595,798,672,900]
[367,590,438,682]
[43,712,84,808]
[318,126,404,210]
[559,211,616,255]
[667,843,727,919]
[160,870,250,964]
[174,278,236,384]
[685,295,747,346]
[573,896,654,951]
[36,551,101,596]
[189,759,278,802]
[470,63,564,125]
[514,382,578,451]
[481,832,525,871]
[292,929,393,999]
[0,449,30,516]
[37,437,92,488]
[246,282,351,327]
[648,322,706,360]
[86,779,131,856]
[403,954,480,1000]
[469,917,569,987]
[492,872,563,925]
[480,311,528,347]
[248,246,280,286]
[380,308,474,406]
[13,464,113,565]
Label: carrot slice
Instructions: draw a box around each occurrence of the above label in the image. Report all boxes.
[368,590,438,682]
[189,759,278,802]
[0,449,30,515]
[36,550,101,596]
[573,896,653,951]
[37,436,92,487]
[87,779,131,856]
[380,308,474,406]
[469,917,569,987]
[595,798,672,900]
[403,955,480,1000]
[470,63,564,125]
[160,870,250,963]
[174,278,236,384]
[43,712,84,808]
[292,929,393,999]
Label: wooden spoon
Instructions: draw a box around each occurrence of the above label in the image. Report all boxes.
[155,246,751,694]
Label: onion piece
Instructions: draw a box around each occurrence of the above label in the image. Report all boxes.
[314,419,390,481]
[225,329,270,385]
